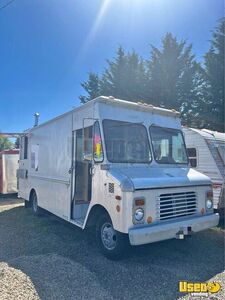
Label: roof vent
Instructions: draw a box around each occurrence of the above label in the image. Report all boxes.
[34,113,40,127]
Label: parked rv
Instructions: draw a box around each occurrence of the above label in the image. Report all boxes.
[18,96,219,259]
[183,128,225,215]
[0,149,19,195]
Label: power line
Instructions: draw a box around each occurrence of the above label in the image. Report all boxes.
[0,0,16,11]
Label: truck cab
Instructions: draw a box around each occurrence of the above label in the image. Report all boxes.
[80,97,219,258]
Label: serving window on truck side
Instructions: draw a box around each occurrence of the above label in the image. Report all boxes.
[20,136,28,160]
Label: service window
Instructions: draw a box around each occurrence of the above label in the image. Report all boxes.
[24,136,28,159]
[20,136,28,160]
[187,148,197,167]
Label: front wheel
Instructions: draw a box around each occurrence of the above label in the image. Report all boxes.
[31,191,42,216]
[96,214,128,260]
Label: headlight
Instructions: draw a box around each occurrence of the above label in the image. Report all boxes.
[134,208,144,221]
[206,199,213,210]
[206,190,213,210]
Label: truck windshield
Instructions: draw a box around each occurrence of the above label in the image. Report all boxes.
[150,126,188,164]
[103,120,151,163]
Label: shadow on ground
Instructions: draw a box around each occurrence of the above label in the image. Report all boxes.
[0,201,224,300]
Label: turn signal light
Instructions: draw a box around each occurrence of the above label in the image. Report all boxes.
[147,216,153,224]
[135,199,145,206]
[206,190,213,199]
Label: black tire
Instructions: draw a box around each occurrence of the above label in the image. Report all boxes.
[24,200,31,208]
[218,208,225,219]
[30,191,41,216]
[96,213,128,260]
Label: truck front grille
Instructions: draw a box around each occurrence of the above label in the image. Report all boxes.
[158,191,197,220]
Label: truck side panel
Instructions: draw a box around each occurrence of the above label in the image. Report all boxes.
[19,114,72,220]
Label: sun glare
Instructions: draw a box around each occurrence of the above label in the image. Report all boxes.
[77,0,112,60]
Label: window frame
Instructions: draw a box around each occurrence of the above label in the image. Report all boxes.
[187,147,198,168]
[20,135,28,160]
[102,119,152,164]
[93,121,104,163]
[149,125,189,165]
[24,136,28,159]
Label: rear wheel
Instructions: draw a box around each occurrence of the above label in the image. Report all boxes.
[96,214,128,260]
[31,191,41,216]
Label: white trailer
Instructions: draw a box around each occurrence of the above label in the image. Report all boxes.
[183,128,225,213]
[0,149,19,194]
[18,96,219,259]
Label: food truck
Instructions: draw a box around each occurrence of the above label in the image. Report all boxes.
[18,96,219,259]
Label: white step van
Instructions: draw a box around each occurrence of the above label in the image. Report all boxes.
[18,96,219,259]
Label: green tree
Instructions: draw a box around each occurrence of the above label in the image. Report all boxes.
[203,18,224,132]
[80,47,147,103]
[100,46,128,98]
[147,33,200,121]
[0,135,13,152]
[79,72,101,104]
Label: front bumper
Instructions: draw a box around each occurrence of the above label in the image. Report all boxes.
[129,213,219,246]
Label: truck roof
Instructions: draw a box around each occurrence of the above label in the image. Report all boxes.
[25,96,180,133]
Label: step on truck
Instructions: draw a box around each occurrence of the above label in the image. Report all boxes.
[18,96,219,259]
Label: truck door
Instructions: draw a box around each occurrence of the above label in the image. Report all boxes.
[74,126,93,203]
[18,135,29,197]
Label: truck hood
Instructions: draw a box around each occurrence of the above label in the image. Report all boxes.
[107,166,211,192]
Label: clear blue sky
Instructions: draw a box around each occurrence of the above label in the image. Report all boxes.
[0,0,224,133]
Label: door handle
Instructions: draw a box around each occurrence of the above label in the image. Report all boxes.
[69,164,76,174]
[90,166,95,176]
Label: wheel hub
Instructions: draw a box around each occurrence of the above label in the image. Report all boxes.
[101,222,117,250]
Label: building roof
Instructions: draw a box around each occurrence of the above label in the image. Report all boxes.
[0,149,19,155]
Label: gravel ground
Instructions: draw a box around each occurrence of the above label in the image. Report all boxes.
[0,196,224,300]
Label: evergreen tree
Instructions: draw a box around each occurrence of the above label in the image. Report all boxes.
[203,18,224,131]
[79,72,101,104]
[80,47,147,103]
[147,33,200,121]
[100,46,129,99]
[79,27,224,131]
